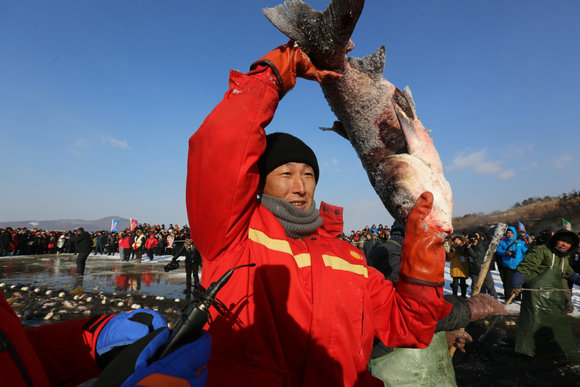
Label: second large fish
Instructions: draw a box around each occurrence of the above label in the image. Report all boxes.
[263,0,453,232]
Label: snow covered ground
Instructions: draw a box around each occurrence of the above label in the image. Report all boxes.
[443,261,580,317]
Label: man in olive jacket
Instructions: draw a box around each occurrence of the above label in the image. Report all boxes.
[511,229,580,358]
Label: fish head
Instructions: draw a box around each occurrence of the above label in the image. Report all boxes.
[375,154,453,234]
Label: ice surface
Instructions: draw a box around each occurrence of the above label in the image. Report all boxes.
[443,261,580,317]
[0,253,196,299]
[1,254,579,316]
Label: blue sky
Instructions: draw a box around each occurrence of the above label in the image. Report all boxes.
[1,0,579,233]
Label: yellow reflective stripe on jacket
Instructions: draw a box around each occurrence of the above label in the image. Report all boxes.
[293,253,311,268]
[248,228,367,276]
[248,228,311,267]
[248,228,293,254]
[322,255,368,278]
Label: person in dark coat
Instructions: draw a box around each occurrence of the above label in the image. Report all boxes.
[0,228,12,256]
[72,227,92,276]
[367,221,404,283]
[466,232,498,298]
[169,236,202,294]
[361,232,378,258]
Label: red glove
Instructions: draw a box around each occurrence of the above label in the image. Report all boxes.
[467,294,506,320]
[251,40,340,97]
[398,192,446,286]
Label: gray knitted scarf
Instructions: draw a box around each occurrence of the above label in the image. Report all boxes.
[260,194,323,239]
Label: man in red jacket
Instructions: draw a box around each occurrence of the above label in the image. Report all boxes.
[187,42,453,386]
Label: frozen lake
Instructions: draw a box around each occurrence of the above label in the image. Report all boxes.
[0,253,193,299]
[1,253,579,315]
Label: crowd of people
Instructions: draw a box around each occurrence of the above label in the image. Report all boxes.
[344,223,580,299]
[0,224,190,260]
[3,222,579,302]
[349,221,580,361]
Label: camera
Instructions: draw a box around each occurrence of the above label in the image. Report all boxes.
[164,260,180,272]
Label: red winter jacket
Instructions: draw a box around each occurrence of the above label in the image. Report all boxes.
[118,237,131,249]
[0,292,101,386]
[144,236,159,249]
[187,66,452,386]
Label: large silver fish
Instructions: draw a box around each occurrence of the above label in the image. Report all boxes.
[263,0,453,232]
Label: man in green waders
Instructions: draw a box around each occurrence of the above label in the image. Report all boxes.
[511,229,580,359]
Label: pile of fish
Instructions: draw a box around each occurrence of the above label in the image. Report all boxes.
[263,0,453,232]
[1,282,183,324]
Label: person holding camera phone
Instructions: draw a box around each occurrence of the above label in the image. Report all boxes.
[466,232,498,298]
[448,235,470,297]
[496,226,528,300]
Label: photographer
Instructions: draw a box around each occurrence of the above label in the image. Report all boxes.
[496,226,528,299]
[165,236,202,294]
[448,235,470,297]
[72,227,92,276]
[466,233,498,298]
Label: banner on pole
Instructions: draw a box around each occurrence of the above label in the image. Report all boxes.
[562,218,572,231]
[111,219,119,232]
[130,218,138,231]
[517,220,526,232]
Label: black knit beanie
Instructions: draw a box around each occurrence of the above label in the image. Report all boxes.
[259,132,319,183]
[552,229,579,247]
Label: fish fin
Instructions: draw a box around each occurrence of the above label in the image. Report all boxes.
[320,121,349,140]
[393,101,444,174]
[263,0,364,70]
[392,102,419,155]
[348,46,386,78]
[402,86,417,118]
[262,1,314,49]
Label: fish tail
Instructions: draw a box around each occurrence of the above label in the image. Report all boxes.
[262,0,365,70]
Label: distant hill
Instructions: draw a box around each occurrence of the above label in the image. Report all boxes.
[0,216,131,232]
[453,195,580,235]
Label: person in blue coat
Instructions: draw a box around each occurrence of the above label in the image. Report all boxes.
[496,226,528,299]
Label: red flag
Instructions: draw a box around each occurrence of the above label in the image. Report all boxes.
[130,218,138,231]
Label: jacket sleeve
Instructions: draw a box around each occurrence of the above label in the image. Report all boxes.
[186,67,280,261]
[172,244,185,260]
[515,245,542,277]
[435,295,471,332]
[367,266,452,349]
[496,240,507,256]
[564,260,575,279]
[466,243,484,261]
[519,240,528,256]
